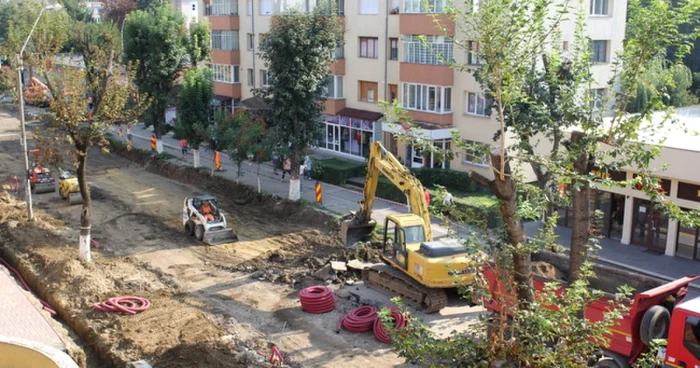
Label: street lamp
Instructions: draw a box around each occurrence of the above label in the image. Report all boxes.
[16,3,62,221]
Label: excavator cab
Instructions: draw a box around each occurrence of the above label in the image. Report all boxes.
[381,214,427,270]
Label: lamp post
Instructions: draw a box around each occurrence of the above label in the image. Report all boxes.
[16,3,62,221]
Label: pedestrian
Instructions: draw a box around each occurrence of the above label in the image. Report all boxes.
[272,150,280,175]
[441,187,454,207]
[304,155,312,180]
[424,188,431,206]
[180,138,188,157]
[281,157,291,181]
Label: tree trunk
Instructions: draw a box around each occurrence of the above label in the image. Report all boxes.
[257,162,261,193]
[77,148,92,263]
[192,149,200,168]
[156,139,164,153]
[569,131,591,284]
[288,151,301,201]
[489,152,534,305]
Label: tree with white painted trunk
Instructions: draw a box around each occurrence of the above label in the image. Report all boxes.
[216,110,270,191]
[38,22,141,263]
[255,0,344,201]
[123,3,188,153]
[173,67,213,168]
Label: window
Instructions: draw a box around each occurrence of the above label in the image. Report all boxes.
[590,88,607,110]
[323,75,344,99]
[404,0,446,13]
[247,68,254,86]
[260,69,270,87]
[462,140,490,166]
[192,4,196,11]
[359,81,378,102]
[465,92,489,116]
[259,0,273,14]
[402,83,452,113]
[389,38,398,60]
[684,316,700,360]
[590,0,609,15]
[404,35,453,65]
[247,0,252,15]
[390,0,399,13]
[562,41,569,51]
[206,0,239,16]
[359,0,379,14]
[336,0,345,15]
[467,41,482,65]
[389,84,398,102]
[591,40,608,63]
[247,34,254,50]
[359,37,379,58]
[210,64,240,84]
[211,30,239,50]
[334,43,344,58]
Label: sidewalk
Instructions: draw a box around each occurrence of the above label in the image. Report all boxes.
[117,123,700,291]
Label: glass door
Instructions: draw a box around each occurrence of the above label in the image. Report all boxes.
[632,199,668,253]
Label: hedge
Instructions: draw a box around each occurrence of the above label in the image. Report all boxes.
[411,167,477,193]
[311,158,366,185]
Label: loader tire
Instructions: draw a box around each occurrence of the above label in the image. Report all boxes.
[185,221,195,236]
[640,305,670,346]
[195,225,204,241]
[594,358,621,368]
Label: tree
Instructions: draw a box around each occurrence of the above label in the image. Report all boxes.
[38,22,141,262]
[187,20,211,68]
[136,0,168,11]
[123,3,188,153]
[62,0,93,22]
[256,0,343,200]
[103,0,137,29]
[173,67,213,168]
[216,111,270,192]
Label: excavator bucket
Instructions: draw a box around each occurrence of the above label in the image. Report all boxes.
[340,218,377,247]
[204,228,238,245]
[68,192,83,206]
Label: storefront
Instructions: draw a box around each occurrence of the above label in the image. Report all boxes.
[381,123,454,168]
[674,181,700,261]
[319,108,383,160]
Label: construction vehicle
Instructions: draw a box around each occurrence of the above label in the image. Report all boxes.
[340,142,478,313]
[182,195,238,245]
[483,250,700,368]
[28,149,55,194]
[57,170,83,205]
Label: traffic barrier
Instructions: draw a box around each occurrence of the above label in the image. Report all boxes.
[315,181,322,204]
[214,151,222,171]
[149,135,156,151]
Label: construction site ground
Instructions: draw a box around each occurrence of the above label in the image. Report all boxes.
[0,109,481,367]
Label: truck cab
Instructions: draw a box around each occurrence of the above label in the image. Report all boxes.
[665,297,700,368]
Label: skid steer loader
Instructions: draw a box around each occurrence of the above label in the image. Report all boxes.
[58,170,83,206]
[182,195,238,245]
[28,149,55,194]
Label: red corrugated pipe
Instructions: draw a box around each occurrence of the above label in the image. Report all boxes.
[373,309,408,344]
[298,286,335,314]
[93,296,151,315]
[337,306,378,333]
[0,257,56,316]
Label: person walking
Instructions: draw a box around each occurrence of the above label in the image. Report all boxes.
[272,150,280,175]
[304,155,313,180]
[281,157,291,181]
[180,138,188,157]
[423,188,431,206]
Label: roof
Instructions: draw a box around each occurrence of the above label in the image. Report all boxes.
[678,296,700,314]
[337,108,383,122]
[239,96,270,111]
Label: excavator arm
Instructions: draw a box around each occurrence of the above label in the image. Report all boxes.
[341,142,433,246]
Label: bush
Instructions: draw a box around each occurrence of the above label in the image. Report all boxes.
[376,177,408,203]
[453,195,502,228]
[411,167,477,193]
[312,158,366,185]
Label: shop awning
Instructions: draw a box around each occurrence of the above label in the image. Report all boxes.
[239,96,271,111]
[337,108,383,122]
[382,120,454,140]
[210,95,232,106]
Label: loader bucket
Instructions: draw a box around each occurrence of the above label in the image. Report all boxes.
[204,228,238,245]
[340,218,377,247]
[33,183,55,194]
[68,192,83,206]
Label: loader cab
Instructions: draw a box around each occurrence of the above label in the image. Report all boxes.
[665,297,700,367]
[383,214,427,270]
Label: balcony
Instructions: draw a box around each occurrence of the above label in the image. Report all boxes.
[329,58,345,75]
[213,82,242,98]
[400,63,453,85]
[208,15,239,30]
[211,50,240,65]
[399,14,454,35]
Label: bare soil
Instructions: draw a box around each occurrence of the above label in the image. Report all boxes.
[0,132,411,367]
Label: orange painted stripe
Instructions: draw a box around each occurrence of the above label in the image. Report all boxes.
[665,361,682,368]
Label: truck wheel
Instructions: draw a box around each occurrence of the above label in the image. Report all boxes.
[194,225,204,241]
[594,358,620,368]
[185,221,194,236]
[640,305,670,345]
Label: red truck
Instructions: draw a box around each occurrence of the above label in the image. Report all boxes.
[482,251,700,368]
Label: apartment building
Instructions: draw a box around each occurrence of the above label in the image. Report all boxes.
[200,0,626,173]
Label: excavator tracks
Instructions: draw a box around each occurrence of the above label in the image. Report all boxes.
[362,264,448,314]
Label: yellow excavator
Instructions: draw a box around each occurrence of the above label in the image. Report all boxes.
[340,142,478,313]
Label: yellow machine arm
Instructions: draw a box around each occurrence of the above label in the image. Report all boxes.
[354,142,433,242]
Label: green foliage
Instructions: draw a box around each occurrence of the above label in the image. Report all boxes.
[152,151,175,160]
[102,0,137,27]
[62,0,92,22]
[216,111,270,178]
[411,167,477,193]
[187,20,211,68]
[136,0,168,10]
[628,54,699,113]
[311,158,366,185]
[256,0,344,182]
[173,67,213,149]
[123,3,188,138]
